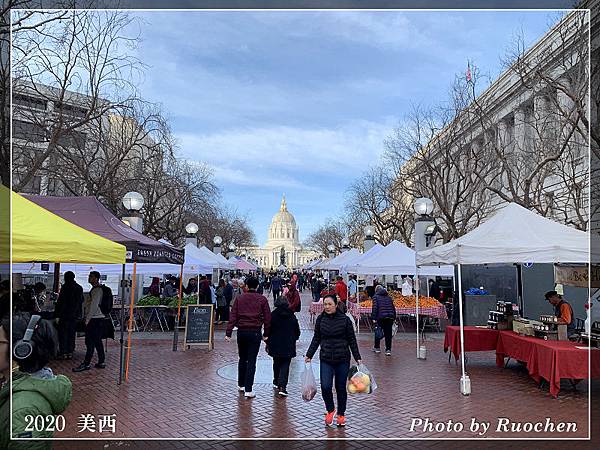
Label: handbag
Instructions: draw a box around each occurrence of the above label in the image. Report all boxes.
[374,325,384,340]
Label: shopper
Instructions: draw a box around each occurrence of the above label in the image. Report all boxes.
[268,296,300,397]
[271,274,283,301]
[54,271,84,360]
[311,276,323,303]
[347,275,358,301]
[215,279,227,324]
[225,277,271,398]
[371,285,397,355]
[305,294,361,428]
[149,277,161,296]
[1,312,72,449]
[285,279,301,313]
[73,271,107,372]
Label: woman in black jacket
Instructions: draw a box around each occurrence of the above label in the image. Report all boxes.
[268,296,300,397]
[305,294,361,428]
[371,285,397,355]
[54,271,84,359]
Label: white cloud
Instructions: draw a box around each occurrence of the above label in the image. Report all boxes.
[177,118,396,189]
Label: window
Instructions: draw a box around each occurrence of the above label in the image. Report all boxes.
[54,101,88,119]
[13,120,47,142]
[57,130,87,148]
[13,94,47,111]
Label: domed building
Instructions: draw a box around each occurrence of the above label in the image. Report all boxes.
[239,195,319,269]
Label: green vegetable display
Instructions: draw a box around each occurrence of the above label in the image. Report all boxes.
[137,295,161,306]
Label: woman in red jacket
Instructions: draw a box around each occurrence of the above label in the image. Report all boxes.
[285,280,301,313]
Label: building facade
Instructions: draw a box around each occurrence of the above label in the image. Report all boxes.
[240,195,320,269]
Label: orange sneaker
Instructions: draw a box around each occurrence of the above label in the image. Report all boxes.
[336,415,346,427]
[324,410,336,427]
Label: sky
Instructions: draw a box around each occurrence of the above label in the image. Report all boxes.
[129,10,560,246]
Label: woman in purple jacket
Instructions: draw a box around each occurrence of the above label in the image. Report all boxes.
[371,285,396,355]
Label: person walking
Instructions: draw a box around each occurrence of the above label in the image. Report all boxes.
[268,296,300,397]
[285,279,301,313]
[347,275,358,302]
[371,285,397,355]
[311,276,323,303]
[215,279,227,324]
[271,274,282,301]
[73,271,107,372]
[54,271,84,360]
[305,294,361,428]
[225,277,271,398]
[223,278,234,322]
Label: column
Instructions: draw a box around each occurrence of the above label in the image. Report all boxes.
[513,107,527,152]
[534,92,549,142]
[496,119,509,152]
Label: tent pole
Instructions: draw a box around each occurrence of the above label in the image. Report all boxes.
[118,263,126,385]
[416,268,420,358]
[197,273,200,302]
[457,263,470,395]
[172,264,184,351]
[125,262,137,381]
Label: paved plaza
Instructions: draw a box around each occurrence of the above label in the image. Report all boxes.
[48,293,596,443]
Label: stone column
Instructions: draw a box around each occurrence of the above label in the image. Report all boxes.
[513,107,527,152]
[534,92,549,141]
[496,119,509,152]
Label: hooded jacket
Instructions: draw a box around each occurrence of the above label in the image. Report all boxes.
[267,305,301,358]
[285,284,301,312]
[306,309,361,364]
[371,288,396,321]
[0,370,72,449]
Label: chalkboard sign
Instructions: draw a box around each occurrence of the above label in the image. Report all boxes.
[184,304,214,350]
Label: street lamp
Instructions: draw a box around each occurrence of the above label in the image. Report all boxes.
[228,242,236,258]
[327,244,335,259]
[414,197,435,252]
[414,197,434,216]
[363,225,375,252]
[185,222,198,247]
[341,237,350,252]
[213,235,222,254]
[121,191,144,233]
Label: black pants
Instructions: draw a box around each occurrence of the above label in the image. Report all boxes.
[273,289,281,301]
[312,291,320,302]
[320,360,350,415]
[272,356,292,389]
[374,317,394,351]
[237,330,262,391]
[84,318,105,365]
[58,318,77,355]
[216,305,228,322]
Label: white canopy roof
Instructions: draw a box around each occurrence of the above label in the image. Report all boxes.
[340,243,384,274]
[344,240,454,276]
[321,248,361,270]
[185,244,235,270]
[12,262,196,276]
[304,258,324,270]
[417,203,589,266]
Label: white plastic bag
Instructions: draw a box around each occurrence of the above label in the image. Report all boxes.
[347,363,377,394]
[301,362,317,402]
[346,312,357,333]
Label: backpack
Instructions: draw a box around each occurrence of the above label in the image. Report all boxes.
[100,285,114,315]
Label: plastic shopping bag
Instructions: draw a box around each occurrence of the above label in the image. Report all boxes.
[391,320,398,336]
[301,363,318,402]
[346,312,357,333]
[347,363,377,394]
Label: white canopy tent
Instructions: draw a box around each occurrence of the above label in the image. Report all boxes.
[185,244,235,270]
[416,203,589,396]
[345,240,454,276]
[321,248,361,271]
[417,203,588,265]
[340,243,385,274]
[306,258,324,270]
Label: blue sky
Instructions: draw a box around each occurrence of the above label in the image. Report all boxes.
[131,10,559,246]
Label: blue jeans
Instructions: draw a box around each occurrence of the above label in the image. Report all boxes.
[320,360,350,415]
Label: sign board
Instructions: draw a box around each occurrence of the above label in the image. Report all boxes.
[184,304,214,350]
[554,264,600,288]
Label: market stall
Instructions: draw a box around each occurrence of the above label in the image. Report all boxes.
[228,255,257,272]
[417,202,590,396]
[25,194,184,383]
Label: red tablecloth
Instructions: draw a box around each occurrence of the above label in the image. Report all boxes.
[354,305,448,319]
[495,330,600,397]
[443,326,499,360]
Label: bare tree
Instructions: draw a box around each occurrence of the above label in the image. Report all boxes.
[304,218,355,256]
[11,9,144,192]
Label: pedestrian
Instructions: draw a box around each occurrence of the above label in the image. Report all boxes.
[225,277,271,398]
[347,275,358,302]
[223,278,234,322]
[335,276,348,313]
[268,296,300,397]
[305,294,362,428]
[73,271,107,372]
[149,277,161,296]
[371,285,396,355]
[215,279,227,324]
[285,279,301,313]
[0,312,72,448]
[310,276,323,303]
[271,273,282,301]
[54,271,84,360]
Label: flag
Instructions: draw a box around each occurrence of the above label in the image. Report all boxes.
[466,62,472,82]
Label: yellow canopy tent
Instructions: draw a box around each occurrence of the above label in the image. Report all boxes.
[0,185,126,264]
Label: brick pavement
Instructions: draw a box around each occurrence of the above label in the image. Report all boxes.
[44,292,596,444]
